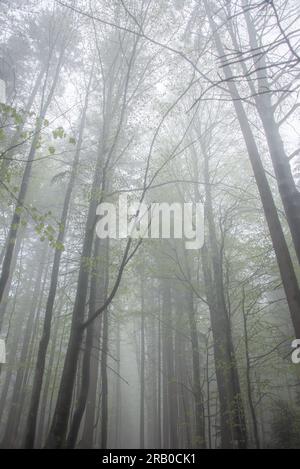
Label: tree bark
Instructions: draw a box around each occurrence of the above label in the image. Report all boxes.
[23,63,92,449]
[228,2,300,264]
[204,0,300,340]
[44,128,104,447]
[185,287,206,448]
[139,273,145,449]
[1,243,47,447]
[0,47,65,320]
[241,289,260,449]
[201,157,247,448]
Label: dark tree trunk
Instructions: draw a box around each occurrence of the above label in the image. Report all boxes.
[80,238,104,448]
[157,296,162,449]
[0,47,65,319]
[162,284,170,449]
[201,145,247,449]
[162,281,179,449]
[241,289,260,449]
[100,307,109,449]
[0,65,45,176]
[44,132,104,447]
[114,320,121,448]
[204,0,300,340]
[23,64,92,449]
[66,237,108,448]
[1,244,47,447]
[185,288,206,448]
[139,273,145,449]
[35,314,60,447]
[241,0,300,265]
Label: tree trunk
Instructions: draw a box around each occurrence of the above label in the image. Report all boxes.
[44,134,104,447]
[0,47,65,319]
[23,63,92,449]
[157,296,162,449]
[162,281,179,449]
[100,307,109,449]
[66,237,108,448]
[241,289,260,449]
[35,315,60,448]
[139,273,145,449]
[185,287,206,448]
[200,143,247,448]
[0,66,45,175]
[1,244,47,447]
[241,0,300,264]
[204,0,300,340]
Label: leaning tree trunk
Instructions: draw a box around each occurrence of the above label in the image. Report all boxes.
[204,0,300,340]
[1,244,47,447]
[0,46,65,321]
[23,64,92,449]
[44,132,105,448]
[0,226,25,331]
[35,313,60,448]
[66,236,108,448]
[0,65,45,176]
[80,294,103,447]
[227,2,300,265]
